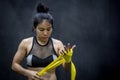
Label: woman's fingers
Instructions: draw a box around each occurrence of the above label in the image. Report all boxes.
[71,45,76,50]
[33,75,41,80]
[67,43,71,50]
[66,43,76,50]
[60,43,76,55]
[64,46,68,53]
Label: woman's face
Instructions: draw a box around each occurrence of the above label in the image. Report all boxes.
[35,19,53,42]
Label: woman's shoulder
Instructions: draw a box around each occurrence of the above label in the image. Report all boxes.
[51,38,64,46]
[20,37,33,45]
[51,38,62,43]
[51,38,64,54]
[22,37,33,41]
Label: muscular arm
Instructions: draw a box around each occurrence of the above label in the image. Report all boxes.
[61,50,71,72]
[11,39,30,76]
[57,41,71,72]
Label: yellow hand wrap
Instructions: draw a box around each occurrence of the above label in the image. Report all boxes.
[37,48,76,80]
[63,48,73,63]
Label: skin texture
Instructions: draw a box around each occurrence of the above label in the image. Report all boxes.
[11,19,75,80]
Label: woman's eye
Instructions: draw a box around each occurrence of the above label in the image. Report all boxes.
[47,27,52,31]
[39,29,44,31]
[47,29,51,31]
[38,27,51,31]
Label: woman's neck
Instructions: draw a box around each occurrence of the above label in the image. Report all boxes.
[36,37,49,45]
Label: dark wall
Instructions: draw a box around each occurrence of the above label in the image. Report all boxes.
[0,0,120,80]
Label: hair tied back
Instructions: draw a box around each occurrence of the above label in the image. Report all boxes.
[37,3,49,13]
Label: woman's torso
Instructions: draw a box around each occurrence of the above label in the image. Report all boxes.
[25,36,60,80]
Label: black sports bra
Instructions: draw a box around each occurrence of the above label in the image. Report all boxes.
[26,37,57,67]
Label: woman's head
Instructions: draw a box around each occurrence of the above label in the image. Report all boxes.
[33,3,53,42]
[33,3,53,29]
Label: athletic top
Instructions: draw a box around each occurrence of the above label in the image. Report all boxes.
[26,36,57,67]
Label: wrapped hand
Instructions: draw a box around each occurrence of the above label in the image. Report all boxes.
[60,43,76,63]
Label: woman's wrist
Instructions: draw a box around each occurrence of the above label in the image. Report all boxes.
[22,68,31,77]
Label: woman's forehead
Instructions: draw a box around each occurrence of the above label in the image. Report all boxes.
[37,20,52,28]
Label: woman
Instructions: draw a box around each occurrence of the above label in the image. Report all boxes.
[11,3,75,80]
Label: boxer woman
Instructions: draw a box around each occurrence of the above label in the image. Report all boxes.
[11,3,75,80]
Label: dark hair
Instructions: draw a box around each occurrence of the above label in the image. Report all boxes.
[33,3,53,28]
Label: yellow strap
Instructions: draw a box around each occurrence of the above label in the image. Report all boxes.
[37,52,76,80]
[71,62,76,80]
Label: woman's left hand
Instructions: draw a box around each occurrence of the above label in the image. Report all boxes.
[60,43,76,63]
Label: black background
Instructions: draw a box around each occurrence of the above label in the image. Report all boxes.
[0,0,120,80]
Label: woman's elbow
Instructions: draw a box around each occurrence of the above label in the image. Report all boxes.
[11,62,17,71]
[11,63,15,71]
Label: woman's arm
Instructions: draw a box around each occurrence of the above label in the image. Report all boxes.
[11,39,30,76]
[11,39,42,80]
[57,41,76,71]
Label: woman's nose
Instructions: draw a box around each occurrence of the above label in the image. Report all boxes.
[43,30,48,35]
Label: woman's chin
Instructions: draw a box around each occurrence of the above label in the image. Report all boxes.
[41,38,49,42]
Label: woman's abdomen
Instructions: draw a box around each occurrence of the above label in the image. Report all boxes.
[28,67,57,80]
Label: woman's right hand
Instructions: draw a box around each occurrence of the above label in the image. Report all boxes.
[26,70,44,80]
